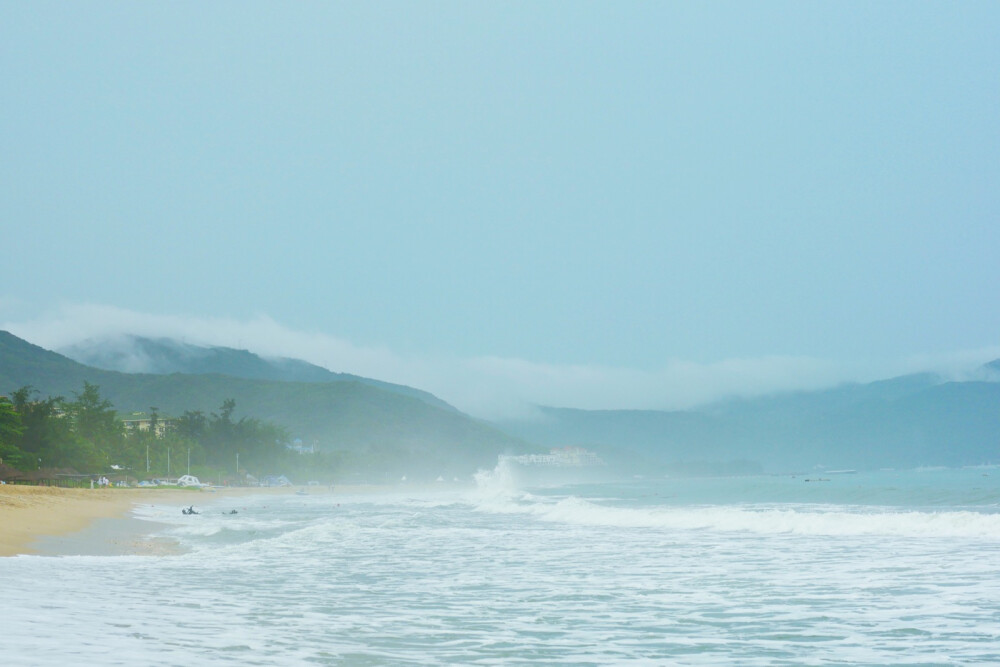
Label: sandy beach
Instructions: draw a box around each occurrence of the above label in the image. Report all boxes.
[0,485,210,556]
[0,483,391,557]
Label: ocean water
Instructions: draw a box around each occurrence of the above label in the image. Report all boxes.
[3,465,1000,665]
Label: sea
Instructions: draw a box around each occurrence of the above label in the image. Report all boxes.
[3,463,1000,666]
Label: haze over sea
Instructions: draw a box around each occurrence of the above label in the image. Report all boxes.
[2,4,999,664]
[4,465,1000,666]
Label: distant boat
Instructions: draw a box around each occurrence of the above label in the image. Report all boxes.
[826,469,857,475]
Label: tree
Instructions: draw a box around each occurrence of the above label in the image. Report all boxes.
[0,395,27,468]
[1,386,298,478]
[65,382,123,470]
[217,398,236,424]
[149,406,159,438]
[206,399,239,461]
[175,410,207,440]
[200,399,289,473]
[8,386,70,468]
[0,395,23,442]
[69,382,119,442]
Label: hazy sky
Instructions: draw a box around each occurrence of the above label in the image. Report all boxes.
[2,3,998,417]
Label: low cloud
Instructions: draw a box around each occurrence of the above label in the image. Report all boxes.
[3,303,998,421]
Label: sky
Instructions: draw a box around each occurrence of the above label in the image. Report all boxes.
[2,2,999,419]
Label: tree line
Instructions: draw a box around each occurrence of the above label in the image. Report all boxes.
[0,382,298,481]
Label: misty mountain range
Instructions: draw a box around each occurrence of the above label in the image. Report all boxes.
[497,369,1000,473]
[2,330,999,476]
[0,331,528,479]
[59,335,455,412]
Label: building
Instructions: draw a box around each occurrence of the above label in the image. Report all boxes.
[121,413,174,438]
[499,446,604,467]
[286,438,316,454]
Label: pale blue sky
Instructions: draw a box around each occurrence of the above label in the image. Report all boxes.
[2,2,998,416]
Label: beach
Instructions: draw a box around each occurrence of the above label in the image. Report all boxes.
[0,485,209,557]
[2,469,1000,664]
[0,483,386,557]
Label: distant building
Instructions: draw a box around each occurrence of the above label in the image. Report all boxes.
[121,412,174,438]
[499,446,604,467]
[286,438,316,454]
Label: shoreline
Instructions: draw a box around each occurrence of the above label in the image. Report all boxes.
[0,485,211,557]
[0,483,448,557]
[0,485,311,557]
[33,514,185,557]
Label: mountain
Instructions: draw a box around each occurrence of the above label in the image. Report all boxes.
[0,331,529,478]
[978,359,1000,381]
[9,328,998,476]
[59,335,455,412]
[496,364,1000,474]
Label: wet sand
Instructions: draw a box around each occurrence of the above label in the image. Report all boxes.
[0,484,389,557]
[0,485,212,556]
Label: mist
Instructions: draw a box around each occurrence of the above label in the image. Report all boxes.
[4,303,998,421]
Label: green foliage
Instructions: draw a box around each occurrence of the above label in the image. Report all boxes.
[0,395,27,468]
[200,399,290,474]
[0,395,23,442]
[0,385,295,480]
[1,329,531,479]
[1,330,523,455]
[63,381,124,471]
[0,440,28,468]
[68,381,121,443]
[8,387,71,469]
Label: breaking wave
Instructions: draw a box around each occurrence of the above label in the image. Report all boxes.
[474,494,1000,539]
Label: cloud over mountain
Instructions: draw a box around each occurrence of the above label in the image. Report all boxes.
[4,303,998,420]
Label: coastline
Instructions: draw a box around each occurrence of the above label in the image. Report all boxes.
[32,514,184,557]
[0,483,416,557]
[0,485,288,557]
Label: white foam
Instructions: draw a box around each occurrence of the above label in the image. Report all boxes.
[4,477,1000,665]
[477,495,1000,539]
[472,459,521,500]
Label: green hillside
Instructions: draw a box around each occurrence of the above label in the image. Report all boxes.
[497,370,1000,474]
[0,331,529,479]
[14,329,995,478]
[59,335,456,412]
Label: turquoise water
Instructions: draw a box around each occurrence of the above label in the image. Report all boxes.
[557,466,1000,509]
[3,465,999,665]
